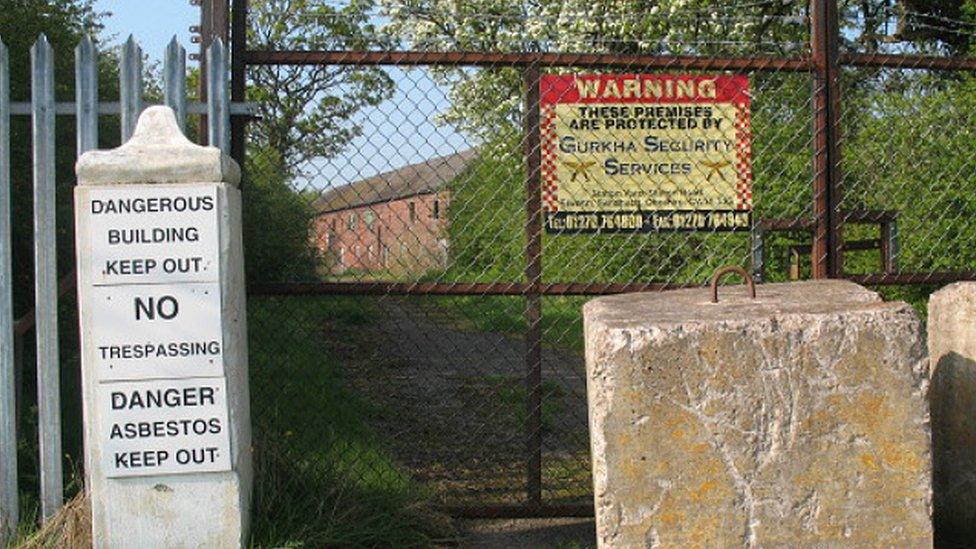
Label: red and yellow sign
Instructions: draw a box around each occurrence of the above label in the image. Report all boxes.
[540,74,752,233]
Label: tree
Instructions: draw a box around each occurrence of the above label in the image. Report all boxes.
[380,0,975,139]
[242,0,397,282]
[379,0,810,140]
[246,0,395,176]
[877,0,974,54]
[0,0,120,315]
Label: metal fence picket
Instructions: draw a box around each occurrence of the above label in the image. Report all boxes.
[165,37,187,129]
[31,34,63,523]
[0,38,17,544]
[207,38,230,154]
[75,36,98,155]
[120,36,143,141]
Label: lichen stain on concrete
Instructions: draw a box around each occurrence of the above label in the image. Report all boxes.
[585,281,932,548]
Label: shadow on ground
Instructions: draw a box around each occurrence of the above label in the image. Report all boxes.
[457,518,596,549]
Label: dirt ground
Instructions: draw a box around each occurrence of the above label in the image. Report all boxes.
[330,295,597,545]
[344,296,592,505]
[456,518,596,548]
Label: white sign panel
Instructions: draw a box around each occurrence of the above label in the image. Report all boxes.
[97,377,232,478]
[90,283,224,381]
[85,185,220,286]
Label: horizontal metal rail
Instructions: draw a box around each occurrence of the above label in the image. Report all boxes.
[248,280,701,296]
[245,50,976,72]
[8,101,257,116]
[12,272,75,337]
[847,272,976,285]
[792,239,882,253]
[839,53,976,71]
[244,50,815,71]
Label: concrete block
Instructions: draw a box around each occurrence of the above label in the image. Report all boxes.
[928,282,976,537]
[584,280,931,547]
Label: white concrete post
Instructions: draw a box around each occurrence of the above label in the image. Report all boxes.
[74,106,252,548]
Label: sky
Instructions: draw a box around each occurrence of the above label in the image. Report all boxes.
[93,0,199,64]
[90,1,469,192]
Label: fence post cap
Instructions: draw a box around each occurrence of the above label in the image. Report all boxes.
[75,106,240,187]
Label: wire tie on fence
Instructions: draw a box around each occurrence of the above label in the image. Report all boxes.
[709,265,756,304]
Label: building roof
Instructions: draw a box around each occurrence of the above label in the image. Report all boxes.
[315,149,478,213]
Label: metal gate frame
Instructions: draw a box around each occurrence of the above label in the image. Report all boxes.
[226,0,976,517]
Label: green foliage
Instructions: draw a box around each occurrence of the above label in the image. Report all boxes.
[880,0,974,54]
[243,150,321,282]
[247,0,395,173]
[248,296,447,547]
[0,0,121,316]
[843,74,976,276]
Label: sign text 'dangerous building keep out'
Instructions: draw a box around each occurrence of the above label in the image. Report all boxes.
[86,185,220,285]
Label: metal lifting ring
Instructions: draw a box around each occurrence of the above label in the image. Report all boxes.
[709,265,757,303]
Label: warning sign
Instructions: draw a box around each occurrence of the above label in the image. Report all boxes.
[539,74,753,233]
[97,377,231,478]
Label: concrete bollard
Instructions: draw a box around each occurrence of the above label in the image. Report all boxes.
[74,106,251,548]
[928,282,976,538]
[583,280,931,547]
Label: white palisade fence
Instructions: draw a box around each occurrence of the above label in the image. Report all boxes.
[0,33,242,542]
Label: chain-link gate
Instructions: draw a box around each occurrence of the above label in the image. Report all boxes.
[226,0,976,518]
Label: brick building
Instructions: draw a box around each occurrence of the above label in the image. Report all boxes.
[313,150,477,275]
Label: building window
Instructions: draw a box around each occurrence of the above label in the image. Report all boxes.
[408,201,416,222]
[432,200,440,219]
[347,212,357,230]
[364,210,375,230]
[330,219,336,231]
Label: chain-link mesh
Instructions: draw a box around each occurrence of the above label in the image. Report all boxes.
[831,6,976,312]
[237,0,976,516]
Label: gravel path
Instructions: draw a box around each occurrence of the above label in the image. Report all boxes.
[457,518,595,548]
[344,295,591,505]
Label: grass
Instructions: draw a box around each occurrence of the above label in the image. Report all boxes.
[417,294,588,353]
[247,295,452,547]
[10,296,450,548]
[480,376,567,434]
[9,492,90,549]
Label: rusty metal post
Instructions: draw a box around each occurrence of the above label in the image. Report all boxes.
[230,0,247,174]
[197,0,229,144]
[196,0,212,144]
[211,0,229,39]
[523,63,543,506]
[810,0,843,278]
